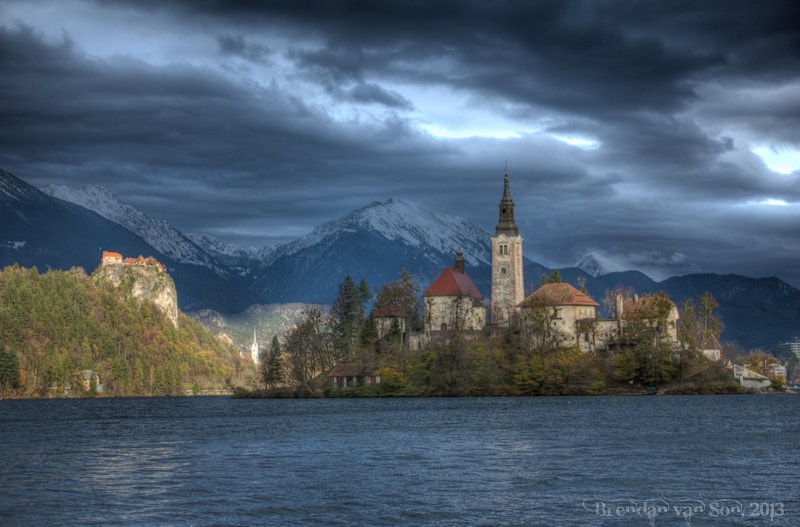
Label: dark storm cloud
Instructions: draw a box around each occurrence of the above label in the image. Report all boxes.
[217,33,271,63]
[0,22,434,240]
[1,0,799,286]
[290,46,413,109]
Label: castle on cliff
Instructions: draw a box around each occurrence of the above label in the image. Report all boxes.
[101,251,167,273]
[98,251,177,327]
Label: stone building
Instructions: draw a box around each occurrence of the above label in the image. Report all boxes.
[422,250,486,333]
[518,282,600,352]
[490,164,524,326]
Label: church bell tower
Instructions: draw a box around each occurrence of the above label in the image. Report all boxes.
[491,163,524,326]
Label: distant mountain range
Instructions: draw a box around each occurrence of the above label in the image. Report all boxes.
[2,168,799,349]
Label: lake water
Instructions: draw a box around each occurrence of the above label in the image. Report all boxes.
[0,395,797,526]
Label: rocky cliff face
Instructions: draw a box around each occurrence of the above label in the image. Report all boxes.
[95,259,179,327]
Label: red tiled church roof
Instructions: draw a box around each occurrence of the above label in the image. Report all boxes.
[520,282,598,307]
[423,267,483,299]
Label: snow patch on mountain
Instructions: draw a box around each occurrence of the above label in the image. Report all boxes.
[264,198,492,267]
[186,232,266,260]
[576,251,630,277]
[0,169,48,203]
[43,183,228,274]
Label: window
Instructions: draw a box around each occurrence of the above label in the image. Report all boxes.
[500,267,507,275]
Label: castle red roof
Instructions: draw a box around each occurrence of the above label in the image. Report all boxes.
[102,251,122,259]
[520,282,599,307]
[423,267,483,299]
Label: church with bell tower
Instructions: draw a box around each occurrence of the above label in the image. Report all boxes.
[491,163,524,326]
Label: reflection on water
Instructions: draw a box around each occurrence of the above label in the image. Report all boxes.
[0,395,797,526]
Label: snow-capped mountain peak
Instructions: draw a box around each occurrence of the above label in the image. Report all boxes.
[43,183,228,274]
[265,198,492,267]
[575,251,629,277]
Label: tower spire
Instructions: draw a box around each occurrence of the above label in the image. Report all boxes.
[250,327,259,364]
[490,162,524,326]
[495,163,518,236]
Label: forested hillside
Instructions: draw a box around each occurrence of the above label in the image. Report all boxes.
[0,265,254,397]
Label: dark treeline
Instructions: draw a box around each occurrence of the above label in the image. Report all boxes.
[0,265,252,397]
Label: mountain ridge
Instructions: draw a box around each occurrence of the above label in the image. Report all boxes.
[2,168,799,349]
[43,183,230,276]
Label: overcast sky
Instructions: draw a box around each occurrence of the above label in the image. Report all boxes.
[1,0,798,286]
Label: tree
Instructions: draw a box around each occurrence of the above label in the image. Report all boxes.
[744,350,780,377]
[0,348,20,392]
[373,267,422,331]
[576,275,588,294]
[286,308,331,395]
[602,285,634,335]
[329,275,370,362]
[262,335,285,389]
[699,292,723,345]
[618,291,677,385]
[677,292,724,384]
[538,270,562,286]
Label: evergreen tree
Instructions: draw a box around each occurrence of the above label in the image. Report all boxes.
[262,335,285,389]
[329,275,370,363]
[0,348,20,391]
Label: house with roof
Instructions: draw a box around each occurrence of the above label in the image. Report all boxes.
[328,364,381,388]
[101,251,123,264]
[373,306,413,341]
[619,294,680,343]
[518,282,601,352]
[699,334,723,361]
[422,249,486,333]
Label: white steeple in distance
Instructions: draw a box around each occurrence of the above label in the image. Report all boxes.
[250,327,260,364]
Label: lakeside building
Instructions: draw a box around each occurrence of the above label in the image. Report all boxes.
[412,167,681,354]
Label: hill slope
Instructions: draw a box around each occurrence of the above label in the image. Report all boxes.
[0,264,254,397]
